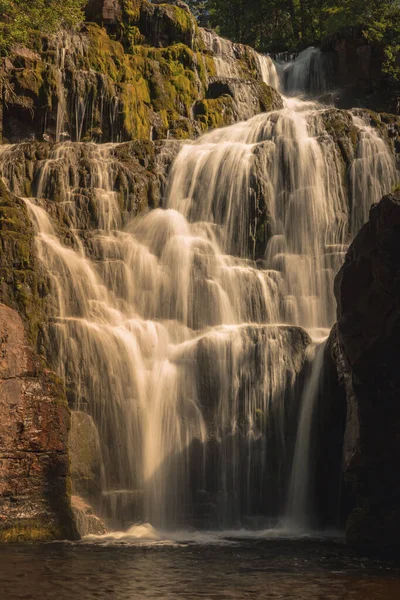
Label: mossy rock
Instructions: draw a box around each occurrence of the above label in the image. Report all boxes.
[136,1,199,50]
[0,181,48,350]
[320,109,358,165]
[82,26,206,139]
[0,520,67,543]
[194,96,235,130]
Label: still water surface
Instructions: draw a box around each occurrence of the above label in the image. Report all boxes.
[1,535,400,600]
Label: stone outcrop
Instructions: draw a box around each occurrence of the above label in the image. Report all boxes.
[0,1,281,144]
[69,411,103,499]
[0,1,292,144]
[71,495,107,536]
[0,180,48,349]
[322,30,399,114]
[194,78,283,129]
[329,192,400,550]
[0,304,77,541]
[1,24,209,143]
[0,140,175,228]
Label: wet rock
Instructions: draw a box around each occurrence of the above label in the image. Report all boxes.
[331,192,400,550]
[69,412,103,499]
[0,304,77,542]
[0,4,289,144]
[100,489,144,527]
[138,1,198,49]
[0,180,49,350]
[199,78,283,124]
[321,31,398,114]
[196,324,311,418]
[0,141,167,232]
[85,0,122,24]
[71,495,107,536]
[318,108,358,165]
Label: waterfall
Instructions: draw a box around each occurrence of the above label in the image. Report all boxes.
[201,29,242,78]
[350,114,398,233]
[0,44,398,532]
[201,28,280,90]
[286,339,326,528]
[280,47,331,97]
[166,101,349,328]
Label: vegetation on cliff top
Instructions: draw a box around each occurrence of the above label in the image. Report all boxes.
[0,0,86,55]
[189,0,400,84]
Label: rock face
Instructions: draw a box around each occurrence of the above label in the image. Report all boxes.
[331,192,400,550]
[71,495,107,536]
[69,411,103,499]
[322,30,399,113]
[0,180,48,349]
[0,1,285,144]
[0,304,77,541]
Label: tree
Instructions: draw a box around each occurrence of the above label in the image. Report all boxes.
[189,0,399,89]
[186,0,210,26]
[0,0,86,55]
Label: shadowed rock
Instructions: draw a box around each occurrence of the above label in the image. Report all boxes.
[0,304,78,542]
[329,192,400,550]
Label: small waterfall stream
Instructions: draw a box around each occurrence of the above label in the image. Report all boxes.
[286,339,327,528]
[0,41,398,533]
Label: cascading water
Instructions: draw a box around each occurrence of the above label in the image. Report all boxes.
[350,114,398,233]
[201,29,243,78]
[279,47,331,97]
[286,339,327,528]
[0,38,397,533]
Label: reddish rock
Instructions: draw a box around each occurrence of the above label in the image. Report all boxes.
[0,304,78,541]
[85,0,122,24]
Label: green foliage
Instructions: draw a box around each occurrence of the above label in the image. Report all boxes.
[0,0,86,55]
[192,0,400,54]
[188,0,399,89]
[186,0,209,25]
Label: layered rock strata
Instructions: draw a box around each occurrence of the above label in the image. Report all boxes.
[0,304,77,541]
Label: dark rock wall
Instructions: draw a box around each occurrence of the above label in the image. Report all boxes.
[331,192,400,550]
[322,31,399,114]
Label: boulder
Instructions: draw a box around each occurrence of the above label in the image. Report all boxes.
[194,79,283,130]
[85,0,122,24]
[69,411,103,499]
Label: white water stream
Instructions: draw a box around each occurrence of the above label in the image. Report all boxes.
[0,41,397,532]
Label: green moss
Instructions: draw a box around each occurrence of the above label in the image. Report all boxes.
[120,81,151,139]
[161,4,196,35]
[194,96,235,130]
[122,0,143,22]
[86,24,126,82]
[82,25,208,138]
[13,61,45,97]
[0,181,47,350]
[257,83,282,112]
[0,520,65,543]
[125,25,145,47]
